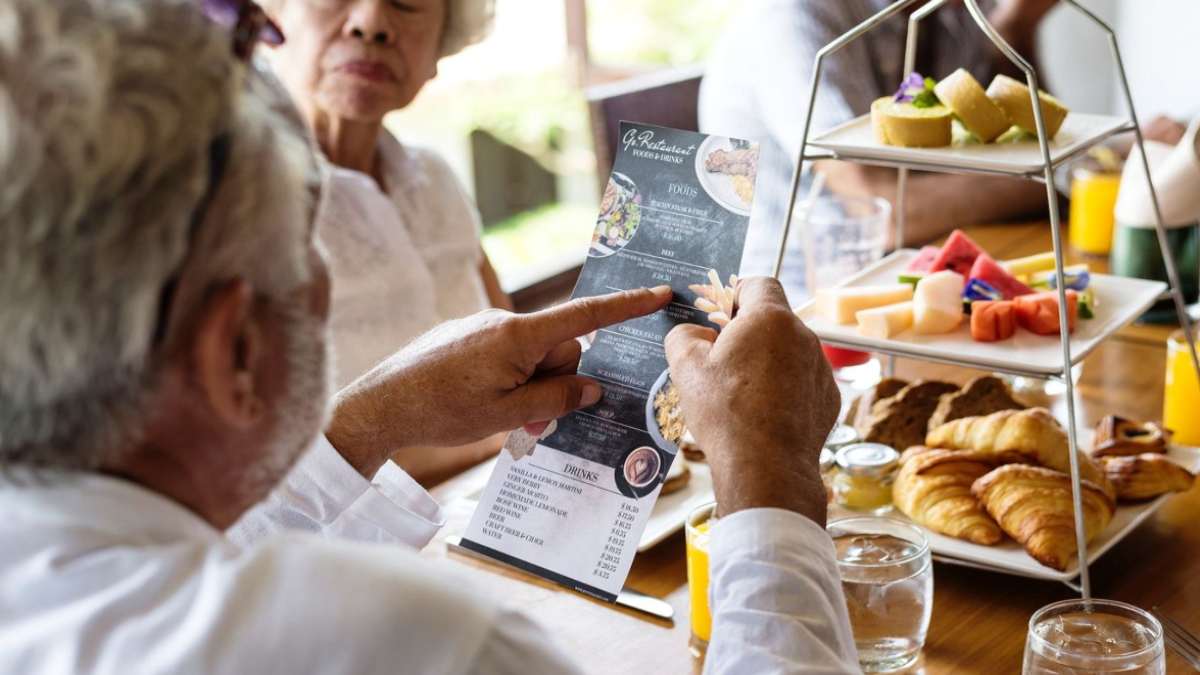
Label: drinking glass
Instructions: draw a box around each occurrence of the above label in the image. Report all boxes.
[685,502,716,657]
[1069,166,1122,256]
[1023,599,1165,674]
[1163,330,1200,446]
[802,195,891,387]
[829,516,933,672]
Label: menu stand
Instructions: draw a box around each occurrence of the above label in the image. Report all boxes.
[774,0,1200,600]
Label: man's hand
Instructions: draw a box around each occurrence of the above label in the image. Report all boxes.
[664,278,839,524]
[326,286,673,478]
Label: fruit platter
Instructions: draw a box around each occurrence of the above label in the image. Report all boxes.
[794,230,1166,376]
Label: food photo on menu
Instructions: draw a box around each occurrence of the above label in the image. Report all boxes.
[10,1,1200,674]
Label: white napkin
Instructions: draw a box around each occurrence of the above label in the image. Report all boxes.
[1115,117,1200,229]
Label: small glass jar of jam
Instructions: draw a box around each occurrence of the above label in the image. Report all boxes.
[824,424,860,452]
[833,443,899,514]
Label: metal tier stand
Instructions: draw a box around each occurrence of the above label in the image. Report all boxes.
[774,0,1200,600]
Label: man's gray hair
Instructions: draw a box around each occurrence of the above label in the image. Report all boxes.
[0,0,315,471]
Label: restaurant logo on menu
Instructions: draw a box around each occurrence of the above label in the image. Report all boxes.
[621,128,697,164]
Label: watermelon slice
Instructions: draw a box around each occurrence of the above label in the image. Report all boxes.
[929,230,984,279]
[906,245,941,273]
[970,252,1035,300]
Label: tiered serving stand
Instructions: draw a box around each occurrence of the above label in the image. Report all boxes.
[775,0,1200,598]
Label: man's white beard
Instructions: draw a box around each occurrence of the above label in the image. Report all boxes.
[235,300,333,501]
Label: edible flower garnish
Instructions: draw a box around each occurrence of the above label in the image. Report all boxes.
[893,72,940,108]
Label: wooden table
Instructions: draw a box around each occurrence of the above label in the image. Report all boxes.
[429,221,1199,674]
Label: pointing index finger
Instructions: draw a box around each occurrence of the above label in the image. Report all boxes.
[522,285,673,351]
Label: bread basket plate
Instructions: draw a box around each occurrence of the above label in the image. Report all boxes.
[795,249,1167,377]
[807,112,1130,175]
[831,433,1200,583]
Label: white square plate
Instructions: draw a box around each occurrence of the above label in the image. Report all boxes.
[808,112,1130,175]
[830,435,1200,583]
[795,249,1167,376]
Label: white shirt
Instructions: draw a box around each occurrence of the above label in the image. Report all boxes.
[317,133,489,388]
[700,0,994,301]
[0,436,858,674]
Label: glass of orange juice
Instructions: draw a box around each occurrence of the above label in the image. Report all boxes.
[1069,165,1122,256]
[685,501,716,657]
[1164,330,1200,445]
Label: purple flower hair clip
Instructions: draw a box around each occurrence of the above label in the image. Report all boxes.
[200,0,284,60]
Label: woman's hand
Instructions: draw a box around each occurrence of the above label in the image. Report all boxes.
[326,286,672,477]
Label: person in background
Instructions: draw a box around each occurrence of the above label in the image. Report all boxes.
[700,0,1060,300]
[262,0,510,485]
[0,1,858,671]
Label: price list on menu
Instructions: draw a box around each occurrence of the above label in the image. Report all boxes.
[462,122,759,600]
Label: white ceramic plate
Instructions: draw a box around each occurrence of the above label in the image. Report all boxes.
[830,436,1200,583]
[795,249,1167,376]
[807,112,1130,175]
[637,458,714,551]
[694,135,753,216]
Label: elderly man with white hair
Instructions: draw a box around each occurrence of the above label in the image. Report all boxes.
[0,1,857,673]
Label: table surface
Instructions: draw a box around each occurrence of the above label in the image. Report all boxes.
[428,221,1199,674]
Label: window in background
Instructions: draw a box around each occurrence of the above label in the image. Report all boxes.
[386,0,737,293]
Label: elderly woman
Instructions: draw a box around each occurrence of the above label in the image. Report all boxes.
[264,0,508,483]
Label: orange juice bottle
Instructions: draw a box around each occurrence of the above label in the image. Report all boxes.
[1069,168,1121,256]
[1164,330,1200,445]
[685,503,716,655]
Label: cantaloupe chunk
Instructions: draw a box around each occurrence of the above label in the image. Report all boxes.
[913,270,964,334]
[856,301,914,339]
[816,284,914,325]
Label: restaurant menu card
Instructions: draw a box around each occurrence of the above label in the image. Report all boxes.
[462,123,759,601]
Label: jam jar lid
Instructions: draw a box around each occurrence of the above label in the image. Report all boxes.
[819,447,835,473]
[835,443,900,477]
[824,424,860,451]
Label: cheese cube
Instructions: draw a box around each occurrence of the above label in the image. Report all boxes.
[856,301,914,339]
[913,270,964,334]
[815,284,914,324]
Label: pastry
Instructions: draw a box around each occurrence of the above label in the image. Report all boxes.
[927,375,1026,431]
[870,97,953,147]
[1100,454,1195,501]
[934,68,1012,142]
[972,464,1115,571]
[846,378,909,433]
[660,455,692,496]
[985,74,1069,140]
[893,447,1004,545]
[1091,416,1171,458]
[926,408,1111,495]
[862,380,960,452]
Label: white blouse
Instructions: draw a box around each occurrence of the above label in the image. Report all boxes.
[317,132,489,387]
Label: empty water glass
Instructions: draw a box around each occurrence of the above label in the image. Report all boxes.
[829,517,933,672]
[1024,599,1165,674]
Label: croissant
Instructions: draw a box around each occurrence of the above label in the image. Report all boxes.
[971,464,1115,571]
[1100,454,1196,501]
[926,408,1112,496]
[893,448,1003,545]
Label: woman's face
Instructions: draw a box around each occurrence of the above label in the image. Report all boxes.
[271,0,446,123]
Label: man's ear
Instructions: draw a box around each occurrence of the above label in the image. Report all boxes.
[187,278,267,429]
